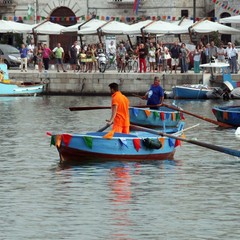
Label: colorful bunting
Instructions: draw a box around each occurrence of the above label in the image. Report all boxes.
[175,139,181,147]
[180,112,185,120]
[168,138,174,147]
[132,108,139,117]
[153,111,159,118]
[144,110,151,118]
[212,0,239,14]
[159,137,165,148]
[103,130,115,139]
[50,136,55,146]
[62,134,72,147]
[55,135,62,148]
[119,138,128,148]
[160,112,165,121]
[83,136,93,149]
[133,138,141,152]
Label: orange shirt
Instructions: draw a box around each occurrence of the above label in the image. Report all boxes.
[112,91,130,127]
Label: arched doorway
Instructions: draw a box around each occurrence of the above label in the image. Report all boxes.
[220,12,231,44]
[50,7,77,63]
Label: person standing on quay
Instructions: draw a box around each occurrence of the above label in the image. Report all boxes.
[52,43,67,72]
[42,43,52,72]
[19,43,29,72]
[69,41,78,73]
[107,82,130,134]
[141,76,164,109]
[138,43,148,73]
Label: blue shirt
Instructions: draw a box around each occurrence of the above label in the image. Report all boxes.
[20,48,28,58]
[147,84,164,105]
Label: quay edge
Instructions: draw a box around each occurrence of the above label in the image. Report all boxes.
[8,71,240,96]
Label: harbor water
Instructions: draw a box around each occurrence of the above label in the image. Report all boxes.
[1,95,240,240]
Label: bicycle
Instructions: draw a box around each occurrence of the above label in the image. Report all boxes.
[125,55,139,73]
[106,53,117,70]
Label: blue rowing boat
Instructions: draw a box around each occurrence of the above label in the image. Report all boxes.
[129,106,184,128]
[49,125,184,164]
[0,63,45,96]
[212,105,240,127]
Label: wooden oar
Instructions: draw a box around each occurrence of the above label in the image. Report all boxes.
[130,124,240,158]
[162,103,233,128]
[69,104,159,111]
[97,123,112,132]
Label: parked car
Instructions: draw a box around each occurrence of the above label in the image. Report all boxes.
[0,44,21,69]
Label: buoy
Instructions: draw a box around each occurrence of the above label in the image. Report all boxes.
[235,127,240,136]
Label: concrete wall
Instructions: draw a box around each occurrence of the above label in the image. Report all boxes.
[9,72,203,95]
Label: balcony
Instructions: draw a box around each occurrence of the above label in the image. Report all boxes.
[0,0,16,14]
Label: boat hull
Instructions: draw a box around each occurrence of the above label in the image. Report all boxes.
[50,131,180,164]
[212,105,240,127]
[0,82,44,96]
[172,85,210,99]
[129,106,182,128]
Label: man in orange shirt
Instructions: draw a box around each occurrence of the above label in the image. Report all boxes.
[107,82,130,134]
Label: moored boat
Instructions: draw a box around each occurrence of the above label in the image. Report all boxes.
[129,106,184,128]
[212,105,240,127]
[49,128,183,164]
[0,63,45,96]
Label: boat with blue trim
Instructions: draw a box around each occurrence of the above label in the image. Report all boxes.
[129,106,184,128]
[0,63,45,96]
[48,124,184,164]
[212,105,240,127]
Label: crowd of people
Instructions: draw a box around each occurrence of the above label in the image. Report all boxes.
[19,39,239,74]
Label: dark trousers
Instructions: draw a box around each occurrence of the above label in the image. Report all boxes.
[43,58,50,70]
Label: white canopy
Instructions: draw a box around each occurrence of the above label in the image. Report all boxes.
[78,19,107,35]
[0,20,32,33]
[190,20,240,34]
[144,20,188,34]
[61,21,85,33]
[172,18,194,32]
[100,21,131,35]
[123,20,153,35]
[32,21,66,34]
[220,15,240,24]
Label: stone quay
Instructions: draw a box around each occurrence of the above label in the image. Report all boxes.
[8,69,239,96]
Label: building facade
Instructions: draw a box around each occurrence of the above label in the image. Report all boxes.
[0,0,239,49]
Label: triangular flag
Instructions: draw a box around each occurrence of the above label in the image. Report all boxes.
[83,136,93,149]
[133,138,141,152]
[103,130,115,139]
[158,137,165,148]
[62,134,72,147]
[153,111,159,118]
[175,139,181,147]
[223,112,228,120]
[55,135,62,147]
[160,112,165,120]
[132,108,139,117]
[50,136,55,146]
[119,138,128,148]
[180,112,185,120]
[144,110,151,117]
[181,133,186,139]
[165,112,170,120]
[168,138,174,147]
[172,112,176,121]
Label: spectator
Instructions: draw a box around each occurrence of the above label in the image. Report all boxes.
[170,41,180,73]
[19,43,29,72]
[52,43,67,72]
[180,43,190,73]
[193,45,201,73]
[36,43,43,72]
[91,44,98,72]
[69,41,78,72]
[138,43,148,73]
[117,43,127,72]
[42,43,52,72]
[148,42,156,73]
[85,45,93,73]
[27,39,35,68]
[209,41,218,62]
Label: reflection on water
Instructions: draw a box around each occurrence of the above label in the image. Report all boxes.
[1,96,240,239]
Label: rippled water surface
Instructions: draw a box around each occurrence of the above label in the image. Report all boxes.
[1,96,240,240]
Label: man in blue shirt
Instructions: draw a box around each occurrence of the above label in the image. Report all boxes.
[142,76,164,109]
[19,44,29,72]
